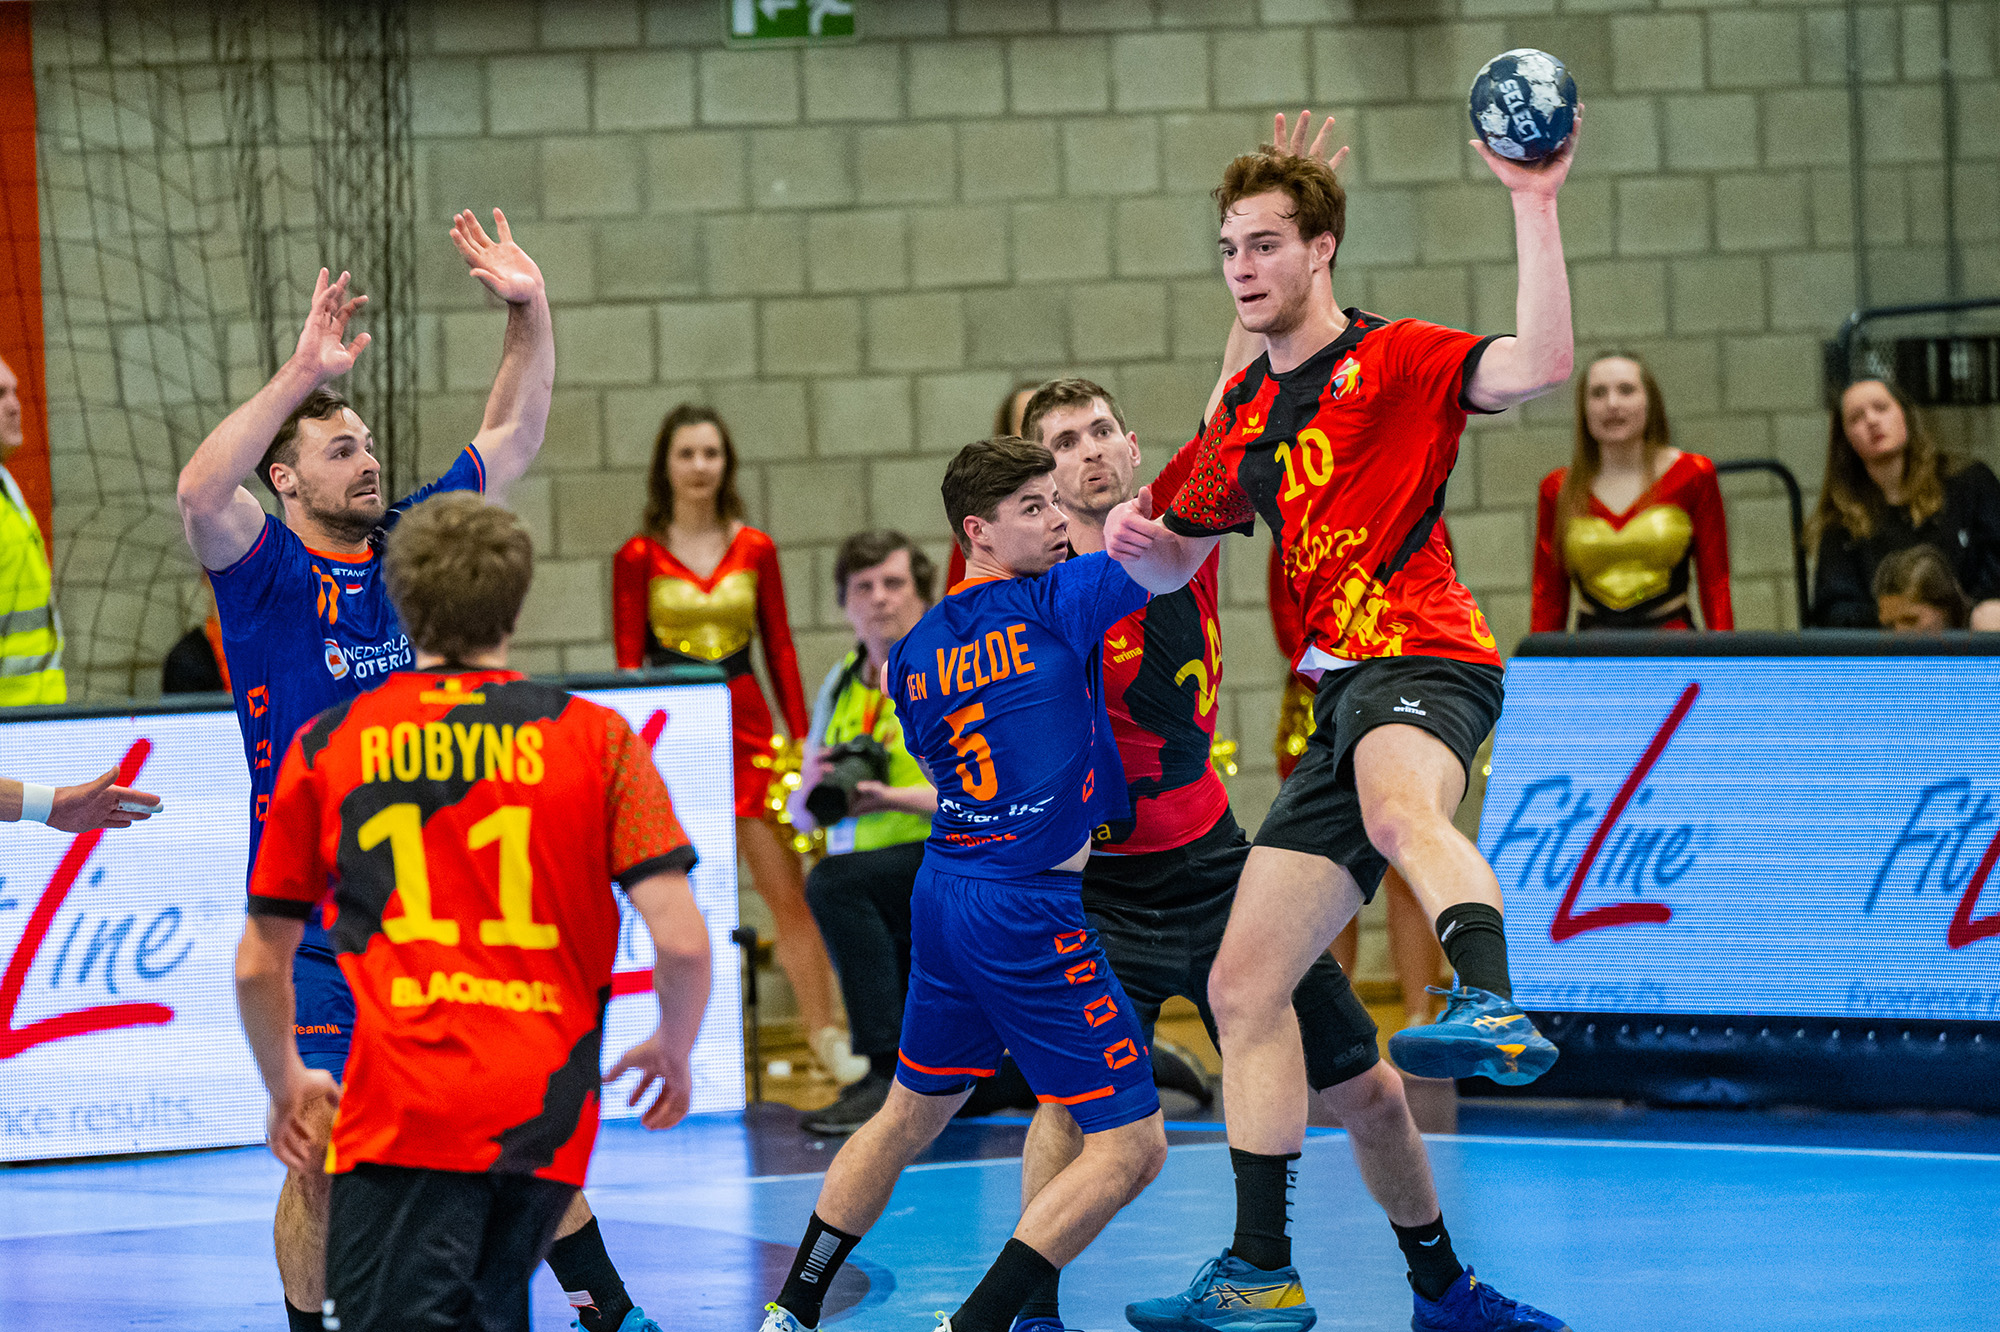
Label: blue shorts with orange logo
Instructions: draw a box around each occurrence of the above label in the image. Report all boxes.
[895,862,1159,1133]
[293,945,354,1074]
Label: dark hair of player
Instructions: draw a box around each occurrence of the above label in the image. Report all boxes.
[258,386,353,499]
[382,492,534,661]
[1555,352,1673,536]
[941,436,1057,555]
[994,381,1039,437]
[833,529,937,607]
[1020,377,1128,447]
[1213,146,1347,259]
[644,402,747,535]
[1808,377,1951,551]
[1872,541,1971,627]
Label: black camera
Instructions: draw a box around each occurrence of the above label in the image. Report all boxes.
[805,735,892,825]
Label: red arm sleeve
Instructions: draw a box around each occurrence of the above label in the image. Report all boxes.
[1164,385,1256,538]
[247,734,329,919]
[1267,544,1305,665]
[1687,457,1734,630]
[1530,469,1573,633]
[1149,436,1202,511]
[602,710,698,886]
[750,530,811,736]
[611,536,654,670]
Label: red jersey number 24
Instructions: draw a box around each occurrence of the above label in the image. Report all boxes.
[944,703,998,801]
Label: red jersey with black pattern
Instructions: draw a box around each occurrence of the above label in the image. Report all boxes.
[1165,311,1504,670]
[1094,440,1230,855]
[247,670,696,1186]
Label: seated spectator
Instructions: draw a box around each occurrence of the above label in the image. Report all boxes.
[1874,543,1972,632]
[791,530,938,1136]
[1533,352,1732,632]
[1809,377,2000,629]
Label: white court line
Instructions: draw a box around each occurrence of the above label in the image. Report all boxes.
[1429,1131,2000,1164]
[736,1130,2000,1182]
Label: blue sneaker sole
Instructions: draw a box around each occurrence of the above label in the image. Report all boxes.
[1388,1027,1559,1084]
[1124,1304,1317,1332]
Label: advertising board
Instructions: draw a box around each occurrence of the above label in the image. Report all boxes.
[1484,652,2000,1023]
[0,679,741,1164]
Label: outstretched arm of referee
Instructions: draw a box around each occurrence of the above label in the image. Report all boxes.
[1461,112,1582,413]
[449,208,553,503]
[176,268,370,571]
[2,768,161,831]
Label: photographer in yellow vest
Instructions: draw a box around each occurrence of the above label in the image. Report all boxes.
[0,353,62,705]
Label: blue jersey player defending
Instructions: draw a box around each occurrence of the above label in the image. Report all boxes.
[761,438,1170,1332]
[177,214,656,1332]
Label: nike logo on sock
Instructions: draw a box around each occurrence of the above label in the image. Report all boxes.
[1440,922,1460,944]
[1418,1237,1442,1247]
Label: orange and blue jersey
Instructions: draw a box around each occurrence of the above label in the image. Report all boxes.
[210,445,485,1053]
[884,552,1146,876]
[883,551,1159,1131]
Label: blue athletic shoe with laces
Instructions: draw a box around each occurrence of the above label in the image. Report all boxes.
[1410,1268,1571,1331]
[1388,986,1558,1085]
[1012,1318,1087,1332]
[1125,1249,1316,1332]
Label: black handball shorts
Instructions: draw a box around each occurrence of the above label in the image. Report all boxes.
[325,1163,577,1332]
[1082,810,1379,1092]
[1255,655,1505,902]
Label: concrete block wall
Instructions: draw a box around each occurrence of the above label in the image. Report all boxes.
[35,0,2000,840]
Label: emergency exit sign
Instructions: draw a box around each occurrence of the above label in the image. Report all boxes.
[728,0,856,42]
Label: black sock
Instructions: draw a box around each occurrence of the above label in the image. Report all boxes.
[1228,1148,1298,1272]
[284,1298,320,1332]
[1392,1214,1465,1302]
[1016,1268,1062,1323]
[545,1217,634,1332]
[1435,903,1511,999]
[952,1237,1058,1332]
[868,1050,897,1080]
[777,1212,863,1328]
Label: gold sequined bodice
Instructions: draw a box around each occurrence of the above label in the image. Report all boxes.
[649,569,757,661]
[1561,505,1693,611]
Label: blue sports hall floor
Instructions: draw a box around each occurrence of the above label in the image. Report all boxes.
[4,1094,1996,1330]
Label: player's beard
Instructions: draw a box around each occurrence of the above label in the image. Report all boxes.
[1244,277,1314,340]
[297,480,384,546]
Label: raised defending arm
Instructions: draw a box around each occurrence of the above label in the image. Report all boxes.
[451,209,552,501]
[176,269,368,570]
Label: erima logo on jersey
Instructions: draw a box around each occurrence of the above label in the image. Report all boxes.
[1332,356,1363,399]
[323,639,349,679]
[1394,697,1427,715]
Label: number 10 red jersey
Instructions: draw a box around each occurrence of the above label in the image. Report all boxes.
[1164,312,1505,670]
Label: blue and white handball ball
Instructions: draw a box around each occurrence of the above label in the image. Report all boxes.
[1468,49,1577,164]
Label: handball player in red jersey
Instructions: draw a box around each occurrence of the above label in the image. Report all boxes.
[1011,377,1565,1332]
[760,438,1168,1332]
[235,494,711,1332]
[179,214,659,1332]
[1105,112,1580,1331]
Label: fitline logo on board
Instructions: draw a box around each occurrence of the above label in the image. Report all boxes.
[0,738,174,1061]
[1490,680,2000,950]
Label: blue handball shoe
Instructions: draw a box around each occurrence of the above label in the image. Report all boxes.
[1388,987,1558,1085]
[582,1308,662,1332]
[1125,1250,1316,1332]
[1410,1268,1571,1331]
[1012,1318,1089,1332]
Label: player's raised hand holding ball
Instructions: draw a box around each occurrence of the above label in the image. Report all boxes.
[1468,48,1582,195]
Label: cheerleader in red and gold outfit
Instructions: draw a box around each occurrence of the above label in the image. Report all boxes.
[614,405,854,1078]
[1533,353,1733,633]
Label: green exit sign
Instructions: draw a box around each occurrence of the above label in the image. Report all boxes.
[727,0,856,42]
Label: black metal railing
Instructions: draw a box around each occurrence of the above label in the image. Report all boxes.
[1712,459,1808,629]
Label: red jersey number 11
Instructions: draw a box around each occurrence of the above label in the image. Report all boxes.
[360,802,562,950]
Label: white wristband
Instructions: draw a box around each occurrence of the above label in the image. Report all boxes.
[19,782,53,825]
